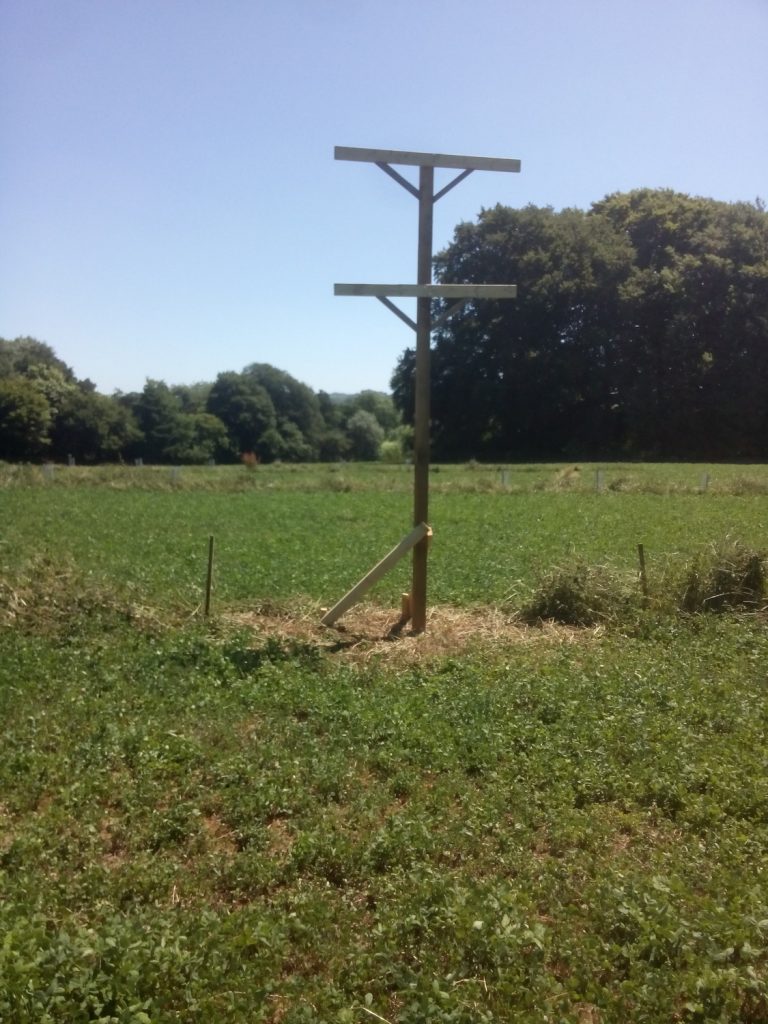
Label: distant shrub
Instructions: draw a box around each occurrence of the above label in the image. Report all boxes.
[379,439,403,464]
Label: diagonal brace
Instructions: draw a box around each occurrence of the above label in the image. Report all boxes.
[433,168,474,202]
[377,295,417,331]
[321,522,431,626]
[431,298,470,330]
[376,162,420,199]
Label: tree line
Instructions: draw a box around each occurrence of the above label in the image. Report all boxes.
[0,338,406,464]
[392,188,768,460]
[3,188,766,465]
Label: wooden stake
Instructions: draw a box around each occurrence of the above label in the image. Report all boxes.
[637,543,649,604]
[204,535,215,617]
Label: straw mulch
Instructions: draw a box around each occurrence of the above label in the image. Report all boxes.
[225,601,601,667]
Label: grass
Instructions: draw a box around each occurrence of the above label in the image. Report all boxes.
[2,462,768,612]
[4,607,768,1021]
[4,459,768,495]
[2,462,768,1021]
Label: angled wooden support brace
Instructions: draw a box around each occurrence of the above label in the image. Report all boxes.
[377,295,417,332]
[432,298,470,331]
[375,161,420,198]
[433,168,474,202]
[321,522,432,627]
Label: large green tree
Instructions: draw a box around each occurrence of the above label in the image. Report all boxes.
[206,372,278,459]
[393,203,634,459]
[207,365,329,462]
[345,408,385,460]
[0,377,52,460]
[595,190,768,457]
[392,191,768,460]
[0,336,146,463]
[50,388,141,463]
[122,380,229,464]
[0,336,75,382]
[339,390,400,434]
[241,363,326,460]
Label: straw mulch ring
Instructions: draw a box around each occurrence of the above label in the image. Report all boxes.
[224,601,602,667]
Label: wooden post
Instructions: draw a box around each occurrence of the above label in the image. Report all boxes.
[411,165,434,635]
[334,148,520,634]
[637,543,649,605]
[204,535,215,617]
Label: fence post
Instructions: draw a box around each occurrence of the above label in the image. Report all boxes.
[204,536,215,617]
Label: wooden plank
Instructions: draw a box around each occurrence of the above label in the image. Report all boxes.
[321,523,430,627]
[335,283,517,299]
[335,146,521,174]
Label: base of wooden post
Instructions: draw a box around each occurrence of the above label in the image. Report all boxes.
[386,593,413,639]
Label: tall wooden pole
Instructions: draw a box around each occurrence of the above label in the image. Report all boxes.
[334,147,519,633]
[411,165,434,634]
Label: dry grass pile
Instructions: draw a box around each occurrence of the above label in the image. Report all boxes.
[0,555,158,633]
[225,601,596,667]
[518,562,635,627]
[680,539,766,613]
[1,555,98,630]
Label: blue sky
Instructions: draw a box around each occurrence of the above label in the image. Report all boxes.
[2,0,766,397]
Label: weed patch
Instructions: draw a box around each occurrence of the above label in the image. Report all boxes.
[0,554,141,634]
[680,539,766,613]
[519,562,636,626]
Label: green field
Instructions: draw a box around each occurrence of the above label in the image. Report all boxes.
[2,460,768,611]
[2,463,768,1022]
